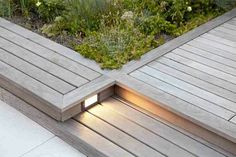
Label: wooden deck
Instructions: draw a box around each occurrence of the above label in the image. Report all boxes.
[0,17,115,121]
[124,17,236,143]
[0,8,236,157]
[1,86,235,157]
[74,97,235,157]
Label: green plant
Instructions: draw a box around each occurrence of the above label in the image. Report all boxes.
[36,0,65,22]
[0,0,12,17]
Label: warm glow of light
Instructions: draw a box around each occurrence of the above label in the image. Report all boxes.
[84,95,98,108]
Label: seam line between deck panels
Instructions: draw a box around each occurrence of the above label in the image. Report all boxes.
[85,109,168,157]
[163,55,236,86]
[200,35,236,49]
[178,46,236,69]
[171,51,236,78]
[0,25,101,75]
[184,42,236,63]
[128,73,235,120]
[0,35,93,82]
[146,63,236,104]
[0,59,69,95]
[159,57,236,94]
[152,60,236,95]
[89,105,196,157]
[228,115,236,122]
[0,46,84,91]
[134,69,236,115]
[112,96,231,157]
[73,116,138,157]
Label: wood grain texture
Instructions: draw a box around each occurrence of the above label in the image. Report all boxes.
[180,44,236,68]
[157,57,236,93]
[0,17,102,74]
[0,27,100,81]
[187,39,236,62]
[0,37,88,87]
[173,48,236,77]
[0,48,75,94]
[116,75,236,143]
[114,87,236,156]
[101,97,228,157]
[149,61,236,103]
[88,105,195,157]
[209,29,236,42]
[75,112,164,157]
[131,69,234,119]
[164,53,236,85]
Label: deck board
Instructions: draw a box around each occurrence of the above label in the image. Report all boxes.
[74,97,232,157]
[88,105,195,157]
[158,57,236,93]
[0,48,75,94]
[0,20,112,121]
[127,17,236,143]
[76,111,163,157]
[101,97,230,157]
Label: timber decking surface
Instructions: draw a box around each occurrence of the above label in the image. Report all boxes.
[0,17,115,121]
[1,8,236,147]
[74,97,235,157]
[127,17,236,143]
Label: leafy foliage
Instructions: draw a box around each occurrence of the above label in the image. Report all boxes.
[1,0,235,69]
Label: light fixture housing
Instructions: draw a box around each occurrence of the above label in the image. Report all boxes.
[84,94,98,109]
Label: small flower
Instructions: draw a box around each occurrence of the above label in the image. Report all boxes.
[187,6,192,12]
[121,11,134,20]
[36,1,42,7]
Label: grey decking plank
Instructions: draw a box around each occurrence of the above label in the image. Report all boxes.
[75,112,163,157]
[209,29,236,42]
[148,61,236,103]
[194,37,236,54]
[180,44,236,68]
[227,20,236,26]
[187,40,236,62]
[0,17,102,74]
[158,57,236,93]
[130,70,234,119]
[138,66,236,113]
[201,33,236,48]
[0,26,100,81]
[112,96,236,157]
[164,53,236,85]
[0,37,88,88]
[173,49,236,77]
[213,26,236,36]
[117,75,236,143]
[88,105,195,157]
[101,97,226,157]
[64,120,134,157]
[187,39,236,62]
[0,48,75,94]
[0,60,62,106]
[222,23,236,31]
